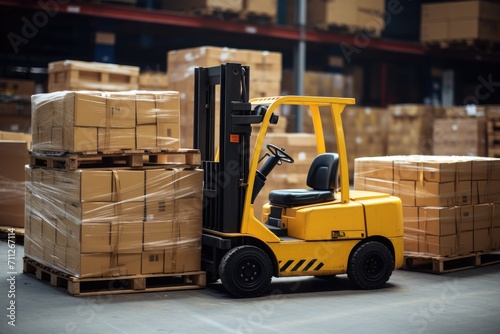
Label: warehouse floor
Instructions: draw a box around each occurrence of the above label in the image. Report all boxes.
[1,242,499,334]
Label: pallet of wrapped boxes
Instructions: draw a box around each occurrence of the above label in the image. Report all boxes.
[354,155,500,274]
[24,91,206,296]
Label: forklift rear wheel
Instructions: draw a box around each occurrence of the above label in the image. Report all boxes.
[219,245,273,298]
[347,241,393,290]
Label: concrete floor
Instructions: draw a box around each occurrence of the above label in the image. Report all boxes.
[1,241,499,334]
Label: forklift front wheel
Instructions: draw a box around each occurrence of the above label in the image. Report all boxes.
[347,241,394,290]
[219,245,273,298]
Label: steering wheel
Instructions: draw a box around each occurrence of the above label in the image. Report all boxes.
[267,144,294,164]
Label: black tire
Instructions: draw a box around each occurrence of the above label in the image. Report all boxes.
[347,241,394,290]
[219,245,273,298]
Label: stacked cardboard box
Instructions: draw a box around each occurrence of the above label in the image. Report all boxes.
[421,1,500,44]
[250,133,318,219]
[0,131,31,228]
[48,60,140,92]
[354,155,500,256]
[31,91,180,152]
[288,0,386,37]
[25,166,203,278]
[387,105,445,155]
[167,46,283,148]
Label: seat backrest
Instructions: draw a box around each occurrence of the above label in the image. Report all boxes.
[306,153,339,191]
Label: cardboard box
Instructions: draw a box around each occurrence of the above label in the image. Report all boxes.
[174,241,201,273]
[136,93,156,125]
[416,181,455,207]
[419,234,457,257]
[113,222,143,254]
[66,250,111,278]
[458,230,474,255]
[422,161,456,183]
[472,180,488,204]
[42,218,57,245]
[142,251,165,274]
[395,180,416,207]
[146,201,175,222]
[419,207,456,236]
[143,221,174,251]
[98,127,135,151]
[146,169,175,202]
[73,170,114,202]
[111,253,142,276]
[157,122,180,149]
[115,202,144,222]
[456,181,472,206]
[175,169,204,199]
[474,204,494,230]
[64,92,107,127]
[112,170,145,202]
[81,223,113,253]
[457,205,474,232]
[65,202,116,222]
[403,207,419,252]
[474,228,491,252]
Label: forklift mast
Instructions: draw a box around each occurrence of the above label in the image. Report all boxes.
[194,63,262,233]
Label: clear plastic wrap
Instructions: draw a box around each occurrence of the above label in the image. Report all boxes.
[48,60,140,92]
[354,155,500,257]
[31,90,180,153]
[24,165,203,278]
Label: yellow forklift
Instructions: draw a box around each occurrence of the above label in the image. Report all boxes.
[194,63,404,297]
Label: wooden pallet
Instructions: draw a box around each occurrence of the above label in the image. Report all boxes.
[0,226,24,244]
[402,251,500,274]
[30,149,201,171]
[23,257,206,296]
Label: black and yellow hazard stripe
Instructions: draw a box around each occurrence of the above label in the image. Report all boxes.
[279,259,324,272]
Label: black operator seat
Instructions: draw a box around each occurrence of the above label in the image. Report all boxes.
[268,153,339,207]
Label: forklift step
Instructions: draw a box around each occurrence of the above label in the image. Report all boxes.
[266,224,287,237]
